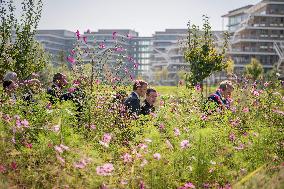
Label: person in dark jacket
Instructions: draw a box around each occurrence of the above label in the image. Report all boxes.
[207,80,234,111]
[47,73,68,104]
[141,88,157,115]
[124,80,148,116]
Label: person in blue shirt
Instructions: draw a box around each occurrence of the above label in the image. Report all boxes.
[207,80,234,111]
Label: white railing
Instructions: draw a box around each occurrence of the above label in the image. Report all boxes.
[273,42,284,70]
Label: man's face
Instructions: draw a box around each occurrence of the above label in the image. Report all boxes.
[137,84,148,98]
[146,91,158,105]
[223,87,233,98]
[58,75,68,87]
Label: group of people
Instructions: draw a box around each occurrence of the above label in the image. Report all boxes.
[123,80,158,116]
[2,71,234,118]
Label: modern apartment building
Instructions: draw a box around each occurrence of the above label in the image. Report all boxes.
[222,0,284,76]
[79,29,139,79]
[35,30,76,64]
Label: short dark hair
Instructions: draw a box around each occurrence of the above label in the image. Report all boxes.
[53,73,65,83]
[219,80,234,91]
[146,88,156,95]
[133,80,148,91]
[3,80,13,89]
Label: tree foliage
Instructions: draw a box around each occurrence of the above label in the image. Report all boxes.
[244,58,264,81]
[184,15,229,88]
[0,0,49,80]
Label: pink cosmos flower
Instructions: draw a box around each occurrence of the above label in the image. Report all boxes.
[134,63,139,68]
[138,143,148,150]
[99,133,112,147]
[112,31,117,39]
[195,84,201,92]
[234,143,245,150]
[68,87,76,93]
[46,103,52,110]
[180,140,190,149]
[121,180,128,185]
[74,158,92,169]
[56,154,65,165]
[26,143,32,149]
[127,33,133,39]
[99,43,105,49]
[115,47,124,52]
[54,145,63,153]
[53,125,60,132]
[229,133,236,141]
[242,107,249,113]
[67,56,75,64]
[201,114,207,121]
[96,163,114,176]
[83,36,87,43]
[90,124,96,130]
[70,49,75,55]
[253,90,259,96]
[60,144,69,151]
[174,128,181,136]
[10,161,17,170]
[184,182,195,188]
[153,153,161,160]
[121,153,132,163]
[76,30,80,39]
[140,159,148,167]
[139,180,145,189]
[127,55,134,62]
[159,123,165,130]
[21,119,29,127]
[0,164,6,173]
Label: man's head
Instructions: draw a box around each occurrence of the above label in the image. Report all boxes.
[3,80,18,92]
[146,88,157,105]
[133,80,148,98]
[3,71,18,83]
[53,73,68,88]
[219,80,234,98]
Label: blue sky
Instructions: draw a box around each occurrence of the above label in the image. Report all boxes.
[38,0,260,36]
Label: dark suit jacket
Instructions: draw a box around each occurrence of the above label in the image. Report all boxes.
[124,92,140,116]
[141,100,155,115]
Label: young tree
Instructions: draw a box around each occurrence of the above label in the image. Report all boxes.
[244,58,263,81]
[0,0,49,80]
[184,15,229,89]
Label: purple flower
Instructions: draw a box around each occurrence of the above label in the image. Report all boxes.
[139,180,145,189]
[68,87,76,93]
[56,154,65,165]
[153,153,161,160]
[174,128,181,136]
[180,140,190,149]
[201,114,207,121]
[112,31,117,39]
[83,36,87,43]
[229,133,236,141]
[242,107,249,113]
[76,30,80,40]
[195,84,201,92]
[21,119,29,127]
[99,43,105,49]
[67,56,75,64]
[121,153,132,163]
[0,164,6,173]
[96,163,114,176]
